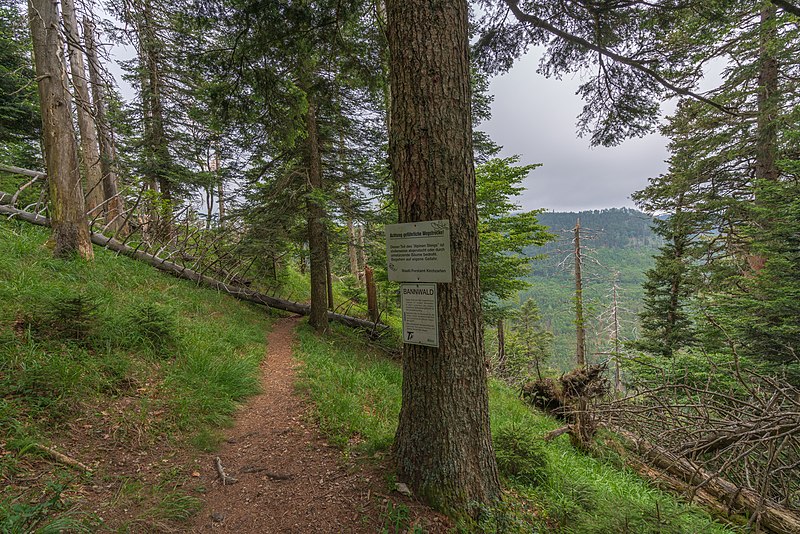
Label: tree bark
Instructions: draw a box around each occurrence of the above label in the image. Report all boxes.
[356,225,366,283]
[497,318,506,371]
[305,92,328,332]
[61,0,103,217]
[83,16,126,236]
[365,265,378,324]
[347,218,360,284]
[574,219,586,367]
[139,0,171,202]
[28,0,93,260]
[324,235,334,309]
[755,3,780,185]
[387,0,500,514]
[216,150,225,224]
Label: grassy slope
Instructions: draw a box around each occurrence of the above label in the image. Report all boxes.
[295,324,738,534]
[0,220,272,531]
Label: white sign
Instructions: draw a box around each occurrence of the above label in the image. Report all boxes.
[401,283,439,348]
[385,220,452,283]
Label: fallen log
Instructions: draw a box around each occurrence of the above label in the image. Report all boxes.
[0,204,385,332]
[613,427,800,534]
[0,164,46,179]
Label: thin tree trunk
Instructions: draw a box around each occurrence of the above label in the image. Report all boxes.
[61,0,103,216]
[497,318,506,372]
[387,0,500,514]
[305,92,328,332]
[28,0,93,259]
[365,265,378,323]
[356,225,366,284]
[216,150,225,224]
[140,0,171,202]
[324,235,334,310]
[575,219,586,368]
[749,3,780,273]
[347,218,360,283]
[83,16,126,236]
[612,282,621,394]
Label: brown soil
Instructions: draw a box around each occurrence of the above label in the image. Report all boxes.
[189,316,450,533]
[2,316,449,532]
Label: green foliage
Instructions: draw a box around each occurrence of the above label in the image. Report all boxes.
[634,211,700,358]
[710,176,800,379]
[122,303,179,356]
[493,422,549,486]
[476,156,554,312]
[462,494,548,533]
[502,298,553,384]
[0,483,91,533]
[379,501,422,534]
[0,0,39,146]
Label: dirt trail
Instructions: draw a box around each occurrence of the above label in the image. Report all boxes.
[190,317,447,533]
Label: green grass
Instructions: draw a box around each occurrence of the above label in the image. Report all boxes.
[295,323,401,454]
[0,219,272,528]
[294,323,739,533]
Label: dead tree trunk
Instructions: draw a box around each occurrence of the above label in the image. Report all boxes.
[611,281,622,394]
[615,427,800,534]
[348,219,360,285]
[324,236,334,310]
[28,0,93,259]
[83,16,126,236]
[61,0,103,216]
[574,218,586,368]
[356,226,367,282]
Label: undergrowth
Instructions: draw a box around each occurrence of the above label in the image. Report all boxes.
[0,220,272,529]
[294,322,739,533]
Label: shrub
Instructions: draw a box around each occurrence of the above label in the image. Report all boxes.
[493,422,549,486]
[123,303,178,356]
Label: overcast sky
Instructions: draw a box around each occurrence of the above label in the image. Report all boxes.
[482,49,670,213]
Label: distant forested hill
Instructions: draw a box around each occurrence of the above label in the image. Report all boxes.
[518,208,659,372]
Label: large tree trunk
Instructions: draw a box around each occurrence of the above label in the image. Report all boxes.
[28,0,93,260]
[755,3,779,185]
[387,0,500,514]
[83,16,127,236]
[305,93,328,332]
[61,0,103,217]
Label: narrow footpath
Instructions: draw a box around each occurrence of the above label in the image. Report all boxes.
[190,317,447,533]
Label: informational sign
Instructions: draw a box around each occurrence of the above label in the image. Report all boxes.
[385,220,452,283]
[400,283,439,348]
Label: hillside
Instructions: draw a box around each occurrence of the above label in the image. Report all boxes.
[0,220,273,531]
[520,208,659,371]
[0,218,740,533]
